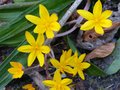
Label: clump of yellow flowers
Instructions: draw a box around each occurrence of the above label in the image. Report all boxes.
[7,0,113,90]
[77,0,112,35]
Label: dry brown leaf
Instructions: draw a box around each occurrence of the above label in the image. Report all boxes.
[85,42,115,61]
[82,22,120,42]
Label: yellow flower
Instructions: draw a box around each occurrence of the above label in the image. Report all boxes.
[22,84,35,90]
[71,52,90,80]
[18,31,50,67]
[43,70,72,90]
[77,0,112,35]
[25,4,61,38]
[50,49,73,74]
[8,62,24,79]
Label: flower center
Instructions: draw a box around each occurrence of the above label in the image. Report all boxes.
[94,17,102,25]
[34,45,40,51]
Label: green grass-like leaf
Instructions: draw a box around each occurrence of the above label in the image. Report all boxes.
[105,38,120,75]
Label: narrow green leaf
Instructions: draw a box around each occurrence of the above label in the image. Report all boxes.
[67,36,80,54]
[86,63,106,76]
[105,39,120,75]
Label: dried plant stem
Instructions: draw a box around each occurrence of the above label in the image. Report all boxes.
[65,20,77,25]
[24,65,42,74]
[59,0,83,27]
[28,71,47,90]
[44,55,50,79]
[56,0,90,38]
[50,48,55,58]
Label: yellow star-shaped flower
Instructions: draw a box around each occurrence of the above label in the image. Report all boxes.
[71,52,90,80]
[77,0,112,35]
[43,70,72,90]
[8,62,24,79]
[22,84,35,90]
[25,4,61,38]
[50,49,73,74]
[18,31,50,67]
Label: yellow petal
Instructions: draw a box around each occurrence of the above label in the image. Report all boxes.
[8,68,24,78]
[25,15,41,25]
[41,46,50,54]
[50,88,56,90]
[81,62,91,69]
[53,70,61,81]
[36,34,44,46]
[33,25,46,34]
[66,49,72,59]
[64,86,71,90]
[101,10,112,19]
[93,0,102,17]
[50,59,60,68]
[23,84,35,90]
[100,19,112,28]
[8,68,18,74]
[78,70,85,80]
[61,78,72,85]
[50,13,58,21]
[81,20,95,30]
[17,45,32,53]
[10,62,23,68]
[28,52,36,66]
[95,25,104,35]
[66,56,75,66]
[60,52,66,64]
[17,71,24,78]
[72,68,78,76]
[39,4,49,19]
[37,52,44,67]
[42,80,55,87]
[13,71,23,79]
[77,10,94,20]
[51,22,61,31]
[78,53,86,62]
[46,30,54,38]
[25,31,36,46]
[64,66,73,74]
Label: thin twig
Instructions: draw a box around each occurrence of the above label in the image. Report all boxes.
[44,55,50,79]
[50,48,55,58]
[65,20,77,25]
[28,71,47,90]
[24,65,43,74]
[59,0,83,27]
[55,0,91,38]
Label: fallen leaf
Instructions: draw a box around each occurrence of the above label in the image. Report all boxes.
[85,42,115,61]
[82,22,120,42]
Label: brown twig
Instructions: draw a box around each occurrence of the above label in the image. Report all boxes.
[28,71,47,90]
[55,0,91,38]
[24,65,43,74]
